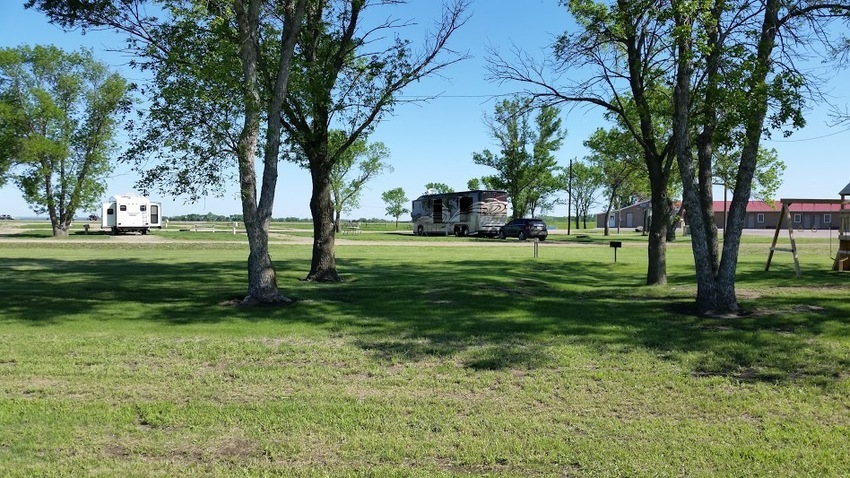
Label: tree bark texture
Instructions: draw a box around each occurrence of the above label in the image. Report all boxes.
[646,186,670,285]
[234,0,305,304]
[306,163,341,282]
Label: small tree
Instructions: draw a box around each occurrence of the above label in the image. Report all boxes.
[564,161,602,230]
[0,45,129,236]
[584,127,647,236]
[382,188,409,228]
[472,98,565,219]
[424,182,454,194]
[327,131,391,232]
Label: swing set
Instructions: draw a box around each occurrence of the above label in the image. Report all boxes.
[764,192,850,277]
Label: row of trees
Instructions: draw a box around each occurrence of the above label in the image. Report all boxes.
[23,0,470,304]
[8,0,848,316]
[487,0,849,314]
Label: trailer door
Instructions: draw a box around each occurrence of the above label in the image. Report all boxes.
[150,204,159,225]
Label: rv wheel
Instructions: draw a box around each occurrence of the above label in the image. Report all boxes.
[417,225,424,236]
[455,227,466,237]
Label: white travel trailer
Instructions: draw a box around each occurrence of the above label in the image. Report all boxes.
[411,190,508,237]
[101,194,162,235]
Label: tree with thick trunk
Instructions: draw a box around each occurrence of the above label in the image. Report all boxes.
[487,0,677,285]
[30,0,308,303]
[233,0,307,303]
[282,0,469,282]
[672,0,850,314]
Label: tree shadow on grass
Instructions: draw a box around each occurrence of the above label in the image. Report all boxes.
[1,252,847,384]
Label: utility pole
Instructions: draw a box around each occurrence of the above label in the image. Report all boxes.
[567,158,573,235]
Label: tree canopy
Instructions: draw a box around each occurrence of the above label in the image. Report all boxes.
[280,0,469,282]
[489,0,850,313]
[29,0,308,304]
[0,44,130,236]
[472,98,565,220]
[381,187,409,228]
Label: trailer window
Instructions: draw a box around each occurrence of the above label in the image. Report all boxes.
[119,205,127,212]
[460,196,473,214]
[140,205,147,212]
[107,208,114,215]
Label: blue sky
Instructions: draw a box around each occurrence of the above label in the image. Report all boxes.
[2,1,849,220]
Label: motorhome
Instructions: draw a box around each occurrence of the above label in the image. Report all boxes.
[411,190,508,237]
[101,194,162,234]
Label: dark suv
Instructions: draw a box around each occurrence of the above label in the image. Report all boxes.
[499,218,548,241]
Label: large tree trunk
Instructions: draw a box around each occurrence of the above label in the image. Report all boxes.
[666,199,678,242]
[306,165,341,282]
[702,1,776,313]
[243,218,287,304]
[233,0,305,305]
[672,3,727,314]
[671,0,780,315]
[235,0,284,304]
[646,189,670,285]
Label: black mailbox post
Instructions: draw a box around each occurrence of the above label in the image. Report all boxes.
[609,241,622,262]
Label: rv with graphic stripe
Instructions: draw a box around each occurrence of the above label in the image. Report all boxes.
[411,190,508,237]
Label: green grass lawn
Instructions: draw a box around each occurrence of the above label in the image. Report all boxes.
[0,236,848,476]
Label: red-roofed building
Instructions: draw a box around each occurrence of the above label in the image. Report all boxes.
[595,198,840,231]
[713,200,841,230]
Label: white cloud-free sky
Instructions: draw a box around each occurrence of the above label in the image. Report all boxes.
[2,1,849,219]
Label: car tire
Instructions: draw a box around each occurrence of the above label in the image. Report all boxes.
[539,236,546,242]
[518,231,527,241]
[499,230,506,240]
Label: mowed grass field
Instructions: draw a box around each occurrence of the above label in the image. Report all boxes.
[0,224,848,477]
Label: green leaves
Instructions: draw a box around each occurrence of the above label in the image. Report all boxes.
[381,187,409,223]
[473,97,566,218]
[0,44,128,233]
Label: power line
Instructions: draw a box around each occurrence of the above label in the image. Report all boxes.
[765,125,850,143]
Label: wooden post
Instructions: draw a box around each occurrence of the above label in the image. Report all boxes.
[833,194,850,271]
[765,200,801,278]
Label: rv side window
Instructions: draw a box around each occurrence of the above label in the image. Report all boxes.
[107,208,114,215]
[460,196,473,213]
[433,199,443,223]
[120,205,127,211]
[140,205,147,212]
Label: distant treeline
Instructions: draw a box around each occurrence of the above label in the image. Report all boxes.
[167,213,396,223]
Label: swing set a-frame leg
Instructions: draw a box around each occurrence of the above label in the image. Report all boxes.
[765,201,802,278]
